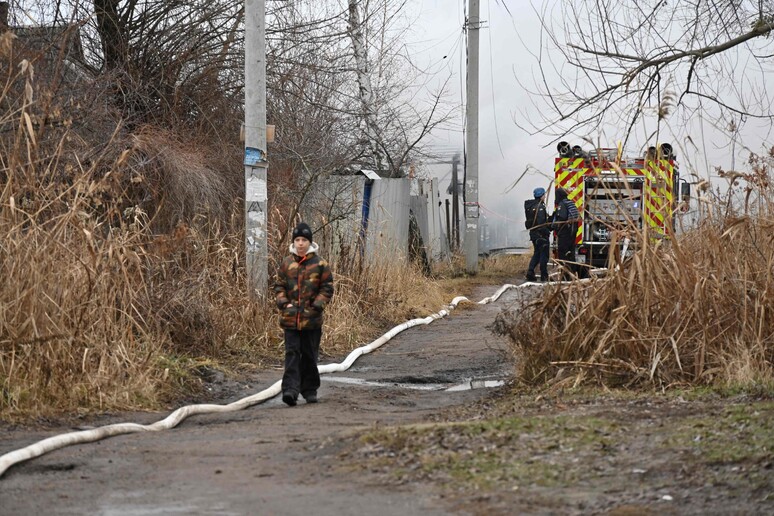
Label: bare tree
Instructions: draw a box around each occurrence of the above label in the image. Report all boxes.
[523,1,774,149]
[347,0,384,172]
[13,0,452,167]
[267,1,454,205]
[14,0,246,131]
[346,0,455,178]
[8,0,455,240]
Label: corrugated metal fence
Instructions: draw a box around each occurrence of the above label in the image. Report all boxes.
[301,174,448,266]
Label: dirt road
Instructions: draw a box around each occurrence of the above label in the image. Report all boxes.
[0,284,518,515]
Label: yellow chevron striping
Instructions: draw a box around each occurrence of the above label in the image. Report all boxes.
[558,169,582,188]
[645,198,661,215]
[645,202,665,222]
[570,182,584,201]
[557,170,571,185]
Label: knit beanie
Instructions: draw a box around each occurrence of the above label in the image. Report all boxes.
[292,222,313,242]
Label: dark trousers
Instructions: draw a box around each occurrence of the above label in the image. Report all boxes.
[557,236,577,279]
[282,328,321,397]
[528,237,549,279]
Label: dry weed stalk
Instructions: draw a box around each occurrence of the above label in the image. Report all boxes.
[0,23,456,421]
[0,131,453,421]
[0,67,254,418]
[0,151,166,417]
[322,250,448,356]
[504,151,774,390]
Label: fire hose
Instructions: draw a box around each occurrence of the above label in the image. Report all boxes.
[0,284,524,478]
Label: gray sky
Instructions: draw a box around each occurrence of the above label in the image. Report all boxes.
[404,0,773,244]
[408,0,552,221]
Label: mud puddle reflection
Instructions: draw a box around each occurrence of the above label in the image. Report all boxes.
[322,376,504,392]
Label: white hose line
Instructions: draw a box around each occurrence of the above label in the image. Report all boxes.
[0,281,530,478]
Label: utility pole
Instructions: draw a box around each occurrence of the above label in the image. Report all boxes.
[244,0,268,297]
[451,153,460,250]
[464,0,480,273]
[445,199,451,250]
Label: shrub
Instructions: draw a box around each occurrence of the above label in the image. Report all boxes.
[498,149,774,390]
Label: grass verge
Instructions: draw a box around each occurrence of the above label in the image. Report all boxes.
[340,388,774,513]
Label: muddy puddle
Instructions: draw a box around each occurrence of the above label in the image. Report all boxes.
[321,375,505,392]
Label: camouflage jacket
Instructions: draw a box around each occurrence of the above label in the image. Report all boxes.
[273,243,334,330]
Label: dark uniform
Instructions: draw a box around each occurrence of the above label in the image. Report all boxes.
[526,187,550,282]
[552,188,580,279]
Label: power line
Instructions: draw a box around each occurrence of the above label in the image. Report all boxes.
[479,203,520,223]
[487,0,506,159]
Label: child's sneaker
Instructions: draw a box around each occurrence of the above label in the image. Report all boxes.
[303,392,318,404]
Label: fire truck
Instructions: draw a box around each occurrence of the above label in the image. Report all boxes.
[553,141,690,269]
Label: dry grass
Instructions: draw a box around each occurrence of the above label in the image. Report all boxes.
[0,154,167,418]
[499,152,774,390]
[0,115,458,422]
[127,126,240,233]
[476,254,531,282]
[323,258,449,357]
[0,55,267,420]
[0,33,503,423]
[434,253,529,298]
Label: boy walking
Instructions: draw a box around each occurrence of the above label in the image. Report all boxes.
[273,222,334,406]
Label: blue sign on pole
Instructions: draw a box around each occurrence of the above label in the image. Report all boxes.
[244,147,264,166]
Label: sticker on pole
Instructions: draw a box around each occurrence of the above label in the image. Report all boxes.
[246,177,267,202]
[244,147,265,166]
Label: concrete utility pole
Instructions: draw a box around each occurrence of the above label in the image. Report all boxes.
[244,0,268,297]
[451,153,460,250]
[0,2,9,29]
[445,199,451,249]
[464,0,480,273]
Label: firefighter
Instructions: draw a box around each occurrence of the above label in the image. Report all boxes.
[551,187,580,279]
[525,187,550,282]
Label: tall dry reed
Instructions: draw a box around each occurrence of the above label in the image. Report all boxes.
[0,49,469,421]
[501,152,774,390]
[0,147,166,417]
[0,138,452,421]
